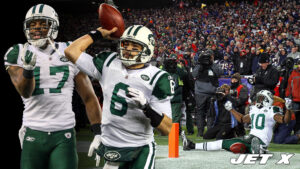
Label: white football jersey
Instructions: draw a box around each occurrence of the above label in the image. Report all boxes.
[249,105,282,146]
[77,51,173,147]
[4,42,79,132]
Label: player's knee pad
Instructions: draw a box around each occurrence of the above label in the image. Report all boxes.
[229,142,247,154]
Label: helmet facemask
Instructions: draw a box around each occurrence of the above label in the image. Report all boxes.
[24,17,58,47]
[119,39,150,67]
[24,4,59,48]
[255,90,273,108]
[119,25,155,67]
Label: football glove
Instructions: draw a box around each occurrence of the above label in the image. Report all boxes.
[127,87,148,109]
[21,43,36,70]
[224,101,233,111]
[285,98,292,110]
[18,125,26,149]
[88,135,101,167]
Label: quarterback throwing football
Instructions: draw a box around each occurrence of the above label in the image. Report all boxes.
[64,25,174,168]
[182,90,292,154]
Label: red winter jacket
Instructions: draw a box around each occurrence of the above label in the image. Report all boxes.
[285,69,300,102]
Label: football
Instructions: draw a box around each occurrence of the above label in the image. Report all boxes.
[229,142,247,154]
[98,3,125,38]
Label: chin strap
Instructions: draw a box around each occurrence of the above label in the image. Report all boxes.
[48,38,68,60]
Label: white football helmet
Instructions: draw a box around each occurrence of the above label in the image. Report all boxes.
[24,4,59,47]
[255,90,274,108]
[119,25,155,67]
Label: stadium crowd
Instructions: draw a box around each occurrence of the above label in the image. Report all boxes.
[57,0,300,143]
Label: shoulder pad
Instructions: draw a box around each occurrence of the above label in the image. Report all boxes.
[4,44,20,64]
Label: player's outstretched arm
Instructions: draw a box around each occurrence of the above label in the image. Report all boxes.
[224,101,250,123]
[64,27,118,64]
[274,98,292,124]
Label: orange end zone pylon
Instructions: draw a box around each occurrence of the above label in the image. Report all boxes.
[168,123,179,158]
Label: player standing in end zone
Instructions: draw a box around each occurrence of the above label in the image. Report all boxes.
[182,90,292,154]
[4,4,102,169]
[64,25,174,169]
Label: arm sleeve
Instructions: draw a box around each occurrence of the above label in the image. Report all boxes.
[75,52,101,80]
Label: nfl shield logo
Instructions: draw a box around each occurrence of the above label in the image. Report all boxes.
[65,132,72,139]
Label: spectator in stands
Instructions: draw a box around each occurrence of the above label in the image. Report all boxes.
[285,59,300,135]
[287,45,300,61]
[273,96,300,144]
[233,49,252,75]
[274,48,288,66]
[250,47,259,74]
[217,53,234,76]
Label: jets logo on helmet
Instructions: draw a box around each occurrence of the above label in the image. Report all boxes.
[119,25,155,67]
[255,90,274,108]
[24,4,59,47]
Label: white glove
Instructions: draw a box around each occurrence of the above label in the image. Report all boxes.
[127,87,148,109]
[21,43,36,70]
[285,98,292,110]
[18,125,26,149]
[224,101,233,111]
[88,135,102,167]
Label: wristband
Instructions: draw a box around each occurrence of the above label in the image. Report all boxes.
[88,30,103,42]
[23,69,34,79]
[143,105,164,127]
[91,123,102,135]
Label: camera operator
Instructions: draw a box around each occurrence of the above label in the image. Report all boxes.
[249,53,280,101]
[279,57,295,98]
[230,73,249,136]
[203,85,237,140]
[192,49,223,137]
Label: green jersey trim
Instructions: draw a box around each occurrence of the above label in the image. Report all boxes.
[106,54,117,67]
[92,52,114,74]
[150,70,162,85]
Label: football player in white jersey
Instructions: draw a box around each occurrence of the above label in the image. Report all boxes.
[4,4,102,169]
[181,90,292,154]
[64,25,174,168]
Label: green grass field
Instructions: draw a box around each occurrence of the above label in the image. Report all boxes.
[76,126,300,169]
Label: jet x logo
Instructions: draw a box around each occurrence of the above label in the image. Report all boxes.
[230,153,294,165]
[276,154,295,165]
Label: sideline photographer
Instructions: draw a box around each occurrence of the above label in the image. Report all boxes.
[230,73,249,136]
[192,49,223,137]
[203,85,237,140]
